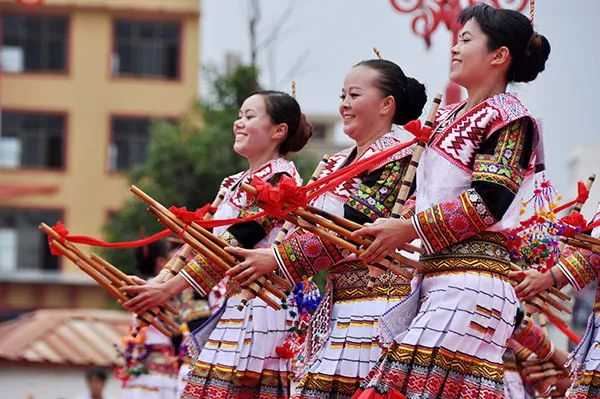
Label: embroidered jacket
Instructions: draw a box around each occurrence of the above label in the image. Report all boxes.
[273,131,414,282]
[180,158,301,296]
[412,93,544,255]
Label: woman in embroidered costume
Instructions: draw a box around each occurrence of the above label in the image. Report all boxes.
[120,241,179,399]
[513,203,600,398]
[122,90,312,399]
[352,4,551,399]
[225,59,427,399]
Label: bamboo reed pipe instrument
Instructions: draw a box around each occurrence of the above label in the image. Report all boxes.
[239,182,421,281]
[236,154,331,310]
[39,223,178,337]
[130,185,289,311]
[155,190,226,284]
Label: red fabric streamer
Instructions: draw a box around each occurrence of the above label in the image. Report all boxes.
[251,174,308,218]
[542,308,580,345]
[303,138,416,201]
[177,138,417,229]
[45,138,417,250]
[46,221,173,252]
[168,203,214,225]
[561,211,588,230]
[553,181,590,213]
[47,221,69,255]
[403,119,432,143]
[584,218,600,233]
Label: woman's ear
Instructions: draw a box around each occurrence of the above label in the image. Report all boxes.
[272,123,289,141]
[491,46,511,67]
[381,95,396,117]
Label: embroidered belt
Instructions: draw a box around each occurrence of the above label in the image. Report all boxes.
[330,260,411,302]
[420,232,511,277]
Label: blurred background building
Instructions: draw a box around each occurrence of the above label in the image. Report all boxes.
[0,0,200,318]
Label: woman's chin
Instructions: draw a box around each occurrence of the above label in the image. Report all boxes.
[342,126,358,141]
[232,142,246,156]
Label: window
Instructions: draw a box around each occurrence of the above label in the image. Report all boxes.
[1,111,65,169]
[112,20,180,79]
[0,209,62,272]
[1,13,68,73]
[109,117,152,171]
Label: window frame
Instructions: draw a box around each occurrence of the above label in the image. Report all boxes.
[0,206,65,273]
[107,113,178,174]
[0,108,69,172]
[0,10,71,76]
[110,17,183,81]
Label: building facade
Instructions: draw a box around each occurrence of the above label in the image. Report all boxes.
[0,0,200,315]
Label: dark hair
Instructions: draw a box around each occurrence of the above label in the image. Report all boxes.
[354,59,427,125]
[252,90,312,155]
[86,368,107,382]
[459,3,551,83]
[135,240,168,278]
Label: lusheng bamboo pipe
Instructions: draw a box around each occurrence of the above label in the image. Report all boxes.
[390,93,443,218]
[156,189,226,283]
[130,185,290,304]
[237,155,331,311]
[90,254,178,317]
[508,272,570,315]
[509,262,571,302]
[239,182,420,280]
[357,94,443,287]
[145,205,284,310]
[40,224,176,337]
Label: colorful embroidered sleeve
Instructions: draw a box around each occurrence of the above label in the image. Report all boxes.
[274,160,407,282]
[181,174,291,294]
[180,254,225,297]
[556,246,600,291]
[414,119,532,255]
[273,229,349,281]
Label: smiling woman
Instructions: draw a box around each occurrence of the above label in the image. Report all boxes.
[353,4,551,399]
[225,59,427,399]
[120,90,312,399]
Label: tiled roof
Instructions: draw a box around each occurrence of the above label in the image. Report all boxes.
[0,309,130,367]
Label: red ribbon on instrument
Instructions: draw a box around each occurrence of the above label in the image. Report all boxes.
[46,137,418,249]
[560,211,588,233]
[168,203,214,225]
[553,181,590,213]
[542,307,580,345]
[47,221,69,255]
[584,218,600,233]
[403,119,432,143]
[46,221,173,251]
[251,174,308,218]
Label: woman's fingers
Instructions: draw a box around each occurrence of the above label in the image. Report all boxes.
[128,275,147,285]
[351,225,377,239]
[360,240,381,263]
[232,264,255,282]
[225,246,250,257]
[122,292,146,310]
[240,272,260,287]
[226,261,249,276]
[508,271,526,280]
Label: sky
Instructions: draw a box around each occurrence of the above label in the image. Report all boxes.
[199,0,600,206]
